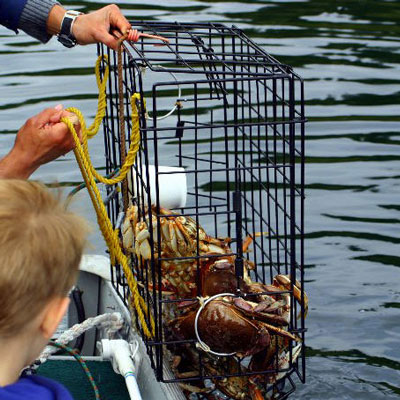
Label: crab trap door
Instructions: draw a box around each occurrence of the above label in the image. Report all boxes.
[99,21,305,400]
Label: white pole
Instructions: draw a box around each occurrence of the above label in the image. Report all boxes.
[101,339,142,400]
[124,372,142,400]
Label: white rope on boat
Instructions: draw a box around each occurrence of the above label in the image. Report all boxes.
[38,312,124,364]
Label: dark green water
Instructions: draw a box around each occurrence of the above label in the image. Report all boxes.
[1,1,399,398]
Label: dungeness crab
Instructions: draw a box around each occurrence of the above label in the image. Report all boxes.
[121,205,308,399]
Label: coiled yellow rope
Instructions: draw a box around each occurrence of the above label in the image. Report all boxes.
[61,54,155,338]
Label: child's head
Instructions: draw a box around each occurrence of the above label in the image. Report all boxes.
[0,180,88,354]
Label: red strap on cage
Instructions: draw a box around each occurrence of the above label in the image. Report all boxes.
[127,29,169,45]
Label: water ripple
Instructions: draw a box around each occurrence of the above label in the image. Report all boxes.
[1,1,400,398]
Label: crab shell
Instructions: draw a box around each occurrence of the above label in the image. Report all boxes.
[122,205,233,297]
[199,259,295,328]
[122,205,230,260]
[173,298,271,358]
[199,257,247,297]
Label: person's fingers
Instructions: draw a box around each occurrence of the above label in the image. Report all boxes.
[110,28,123,40]
[49,110,64,124]
[55,110,82,143]
[33,107,64,127]
[95,28,119,50]
[48,104,64,124]
[71,5,130,47]
[48,123,76,152]
[60,110,77,122]
[64,111,82,138]
[108,5,131,35]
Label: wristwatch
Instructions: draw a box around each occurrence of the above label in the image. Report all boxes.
[57,10,82,48]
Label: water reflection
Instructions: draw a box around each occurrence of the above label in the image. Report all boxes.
[1,0,400,398]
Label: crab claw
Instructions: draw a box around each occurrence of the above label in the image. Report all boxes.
[274,274,308,318]
[200,258,246,296]
[233,297,289,327]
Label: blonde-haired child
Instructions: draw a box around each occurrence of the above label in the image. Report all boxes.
[0,179,89,399]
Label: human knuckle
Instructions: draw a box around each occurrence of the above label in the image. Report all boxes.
[25,117,36,127]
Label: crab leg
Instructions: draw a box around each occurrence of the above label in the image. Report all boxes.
[242,231,268,253]
[274,274,309,318]
[272,344,302,383]
[259,322,301,342]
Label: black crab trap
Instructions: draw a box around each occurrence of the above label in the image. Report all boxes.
[98,21,306,400]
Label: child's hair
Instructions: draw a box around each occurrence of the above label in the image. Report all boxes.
[0,180,89,337]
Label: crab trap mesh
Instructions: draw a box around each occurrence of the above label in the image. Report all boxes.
[98,21,306,400]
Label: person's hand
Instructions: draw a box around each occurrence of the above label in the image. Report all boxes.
[72,5,131,50]
[0,105,81,179]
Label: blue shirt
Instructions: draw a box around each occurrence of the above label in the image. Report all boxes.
[0,0,57,42]
[0,0,28,32]
[0,375,73,400]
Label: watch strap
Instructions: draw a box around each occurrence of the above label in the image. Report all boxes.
[58,10,82,48]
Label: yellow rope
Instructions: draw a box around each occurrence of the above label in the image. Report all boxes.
[85,55,109,138]
[61,55,155,338]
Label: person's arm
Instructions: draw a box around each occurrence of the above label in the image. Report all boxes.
[0,3,130,179]
[0,106,79,179]
[1,0,131,48]
[19,1,131,49]
[18,0,59,43]
[0,0,29,33]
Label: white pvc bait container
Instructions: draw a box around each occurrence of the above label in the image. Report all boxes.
[129,165,187,209]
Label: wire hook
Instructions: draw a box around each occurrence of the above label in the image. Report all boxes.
[194,293,237,357]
